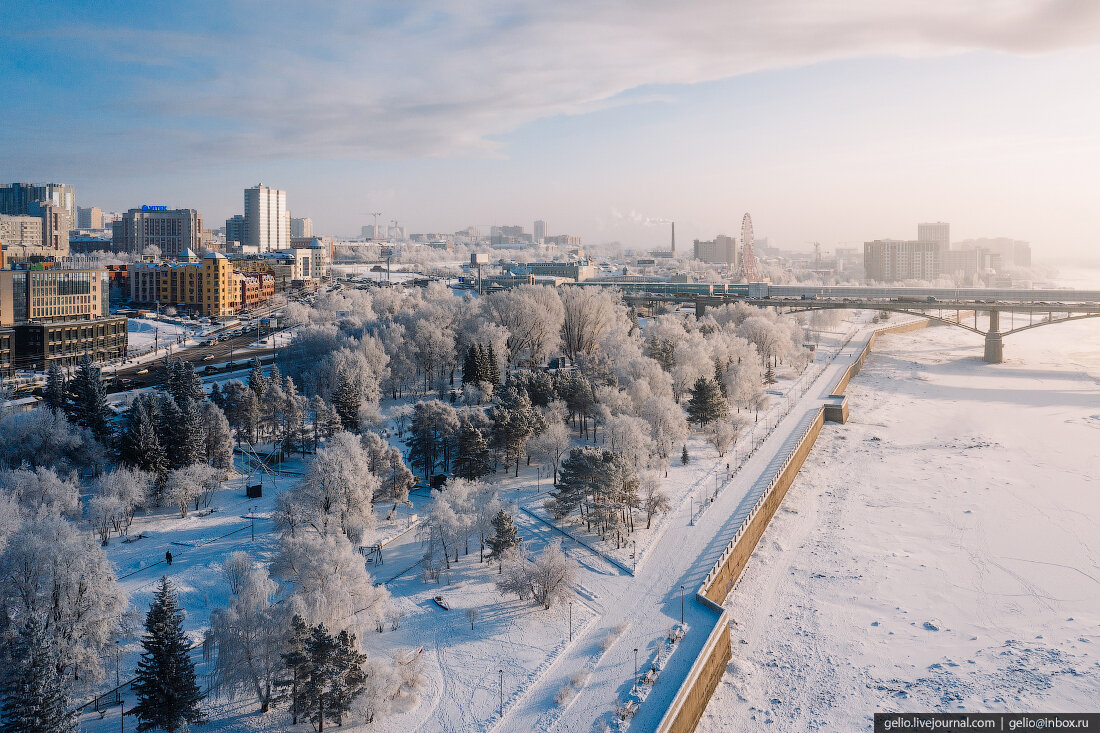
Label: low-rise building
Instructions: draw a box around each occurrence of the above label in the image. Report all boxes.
[129,252,275,317]
[693,235,737,265]
[524,260,596,282]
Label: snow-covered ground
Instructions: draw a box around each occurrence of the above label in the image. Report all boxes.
[699,318,1100,731]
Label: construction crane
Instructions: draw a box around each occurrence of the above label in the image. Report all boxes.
[368,212,382,240]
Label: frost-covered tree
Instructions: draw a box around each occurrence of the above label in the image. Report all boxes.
[211,560,282,712]
[525,419,571,484]
[130,577,206,733]
[163,463,219,518]
[272,531,391,634]
[331,371,362,432]
[1,616,75,733]
[0,467,80,519]
[0,410,104,473]
[92,467,152,536]
[639,471,671,529]
[0,514,126,686]
[286,432,378,543]
[559,285,624,362]
[496,540,576,609]
[483,286,565,366]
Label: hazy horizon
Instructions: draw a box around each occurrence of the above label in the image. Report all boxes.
[3,2,1100,259]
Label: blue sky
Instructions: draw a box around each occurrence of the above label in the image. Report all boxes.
[2,1,1099,258]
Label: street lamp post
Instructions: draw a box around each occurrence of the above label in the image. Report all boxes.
[569,601,573,641]
[631,541,636,572]
[633,647,639,693]
[498,669,503,718]
[250,505,255,542]
[680,585,685,626]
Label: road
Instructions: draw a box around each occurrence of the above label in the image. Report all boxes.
[499,320,879,733]
[107,330,279,391]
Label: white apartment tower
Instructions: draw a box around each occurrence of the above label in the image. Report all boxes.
[244,184,288,252]
[917,222,950,252]
[533,220,546,242]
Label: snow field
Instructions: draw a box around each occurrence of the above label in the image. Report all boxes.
[699,317,1100,732]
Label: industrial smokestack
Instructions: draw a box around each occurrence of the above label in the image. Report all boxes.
[671,221,675,255]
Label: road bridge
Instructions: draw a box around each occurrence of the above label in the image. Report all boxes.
[599,283,1100,363]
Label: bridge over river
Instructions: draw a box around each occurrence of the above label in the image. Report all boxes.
[580,281,1100,363]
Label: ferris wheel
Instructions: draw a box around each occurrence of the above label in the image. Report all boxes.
[739,213,759,281]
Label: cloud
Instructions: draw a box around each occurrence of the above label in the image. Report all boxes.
[6,0,1100,164]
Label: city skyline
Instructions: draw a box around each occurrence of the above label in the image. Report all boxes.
[2,3,1099,258]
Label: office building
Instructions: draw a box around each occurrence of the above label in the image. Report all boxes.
[77,206,105,229]
[225,215,247,247]
[129,252,275,317]
[533,220,546,242]
[244,184,288,252]
[291,216,313,239]
[917,222,950,252]
[863,239,940,282]
[0,264,126,371]
[112,208,204,259]
[544,234,582,246]
[0,183,76,221]
[693,235,738,265]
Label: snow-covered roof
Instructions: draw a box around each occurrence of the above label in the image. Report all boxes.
[203,251,228,260]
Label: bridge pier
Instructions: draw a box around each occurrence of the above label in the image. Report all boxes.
[695,300,707,317]
[983,310,1002,363]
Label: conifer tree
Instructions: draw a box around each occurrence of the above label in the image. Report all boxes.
[296,623,366,732]
[686,376,728,428]
[486,509,522,571]
[1,616,75,733]
[485,343,501,385]
[462,345,482,387]
[452,422,493,480]
[44,362,66,413]
[64,354,112,443]
[118,399,168,480]
[281,614,310,724]
[331,372,361,432]
[130,577,206,733]
[248,359,267,398]
[328,630,367,727]
[208,381,225,410]
[168,398,206,469]
[681,445,689,465]
[764,362,777,385]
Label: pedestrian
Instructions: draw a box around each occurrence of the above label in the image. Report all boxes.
[166,550,173,566]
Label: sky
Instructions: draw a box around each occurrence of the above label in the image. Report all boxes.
[2,1,1100,259]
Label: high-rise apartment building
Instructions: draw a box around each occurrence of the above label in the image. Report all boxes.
[77,206,105,229]
[112,208,204,259]
[917,222,950,252]
[864,239,941,282]
[533,220,546,241]
[244,184,288,252]
[0,183,76,221]
[693,235,738,265]
[291,216,313,239]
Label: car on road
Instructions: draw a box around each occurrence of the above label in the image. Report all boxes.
[136,368,149,375]
[203,354,215,361]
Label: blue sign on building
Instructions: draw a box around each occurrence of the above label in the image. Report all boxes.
[141,205,168,211]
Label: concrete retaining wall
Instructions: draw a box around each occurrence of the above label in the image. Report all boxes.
[653,317,935,733]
